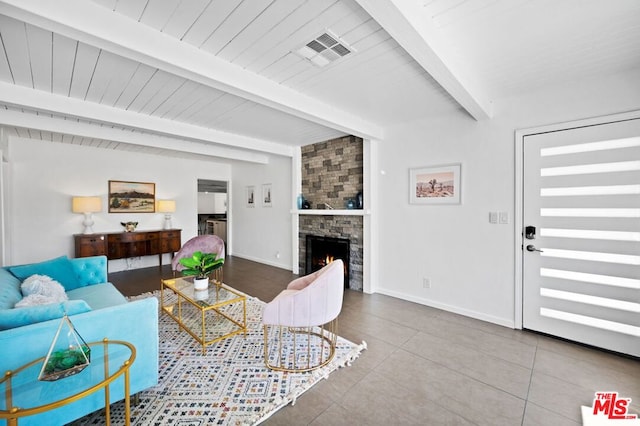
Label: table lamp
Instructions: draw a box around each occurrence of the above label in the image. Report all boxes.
[72,196,102,234]
[157,200,176,229]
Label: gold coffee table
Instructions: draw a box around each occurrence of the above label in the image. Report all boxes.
[161,277,247,353]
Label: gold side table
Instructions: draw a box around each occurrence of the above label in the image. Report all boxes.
[0,338,136,426]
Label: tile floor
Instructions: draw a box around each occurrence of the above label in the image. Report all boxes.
[110,256,639,425]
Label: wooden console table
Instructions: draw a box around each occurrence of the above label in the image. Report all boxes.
[74,229,181,266]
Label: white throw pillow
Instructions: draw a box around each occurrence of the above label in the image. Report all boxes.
[14,293,61,307]
[20,274,68,302]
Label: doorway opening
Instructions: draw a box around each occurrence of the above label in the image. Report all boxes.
[197,180,228,246]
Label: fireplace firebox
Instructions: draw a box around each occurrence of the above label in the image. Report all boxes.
[305,235,350,288]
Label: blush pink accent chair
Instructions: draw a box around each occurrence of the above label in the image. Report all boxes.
[171,235,225,282]
[262,259,344,372]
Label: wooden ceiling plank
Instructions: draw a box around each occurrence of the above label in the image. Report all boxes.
[68,42,100,100]
[288,30,392,89]
[230,0,337,68]
[25,24,51,92]
[283,25,390,88]
[99,57,140,106]
[0,81,292,157]
[0,15,32,87]
[217,0,305,62]
[136,73,187,115]
[1,103,271,163]
[139,0,180,31]
[152,79,201,118]
[162,85,219,121]
[84,50,121,103]
[247,1,353,73]
[1,0,383,139]
[91,0,117,11]
[200,0,273,56]
[51,33,76,96]
[181,0,239,47]
[355,0,492,120]
[160,0,210,39]
[171,88,225,122]
[0,30,13,82]
[114,0,149,22]
[111,63,156,109]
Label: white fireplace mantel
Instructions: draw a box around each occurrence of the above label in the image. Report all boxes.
[291,209,371,216]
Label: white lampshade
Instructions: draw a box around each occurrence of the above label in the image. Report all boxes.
[157,200,176,213]
[72,196,102,213]
[72,196,101,234]
[158,199,176,229]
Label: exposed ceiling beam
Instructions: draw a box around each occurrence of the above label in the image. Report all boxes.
[0,0,384,141]
[0,108,270,164]
[355,0,493,120]
[0,82,287,159]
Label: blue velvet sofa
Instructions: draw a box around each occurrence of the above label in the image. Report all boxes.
[0,255,158,425]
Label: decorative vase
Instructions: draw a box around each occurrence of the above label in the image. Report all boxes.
[193,277,209,290]
[356,192,363,209]
[297,194,304,209]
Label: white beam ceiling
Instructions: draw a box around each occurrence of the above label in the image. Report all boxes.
[0,108,270,163]
[355,0,493,120]
[0,82,285,160]
[0,0,385,142]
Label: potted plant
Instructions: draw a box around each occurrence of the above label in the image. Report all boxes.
[178,251,224,290]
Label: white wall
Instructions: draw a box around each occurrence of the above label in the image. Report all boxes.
[231,155,293,270]
[377,69,640,327]
[6,137,231,271]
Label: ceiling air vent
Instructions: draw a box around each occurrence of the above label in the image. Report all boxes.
[294,30,354,67]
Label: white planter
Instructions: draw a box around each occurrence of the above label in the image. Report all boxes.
[194,289,209,301]
[193,277,209,290]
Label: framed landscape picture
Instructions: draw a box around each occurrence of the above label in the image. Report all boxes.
[108,180,156,213]
[409,163,461,205]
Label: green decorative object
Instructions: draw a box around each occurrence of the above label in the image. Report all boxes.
[38,315,91,381]
[178,251,224,280]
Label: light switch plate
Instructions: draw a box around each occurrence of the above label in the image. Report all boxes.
[499,211,509,224]
[489,211,498,224]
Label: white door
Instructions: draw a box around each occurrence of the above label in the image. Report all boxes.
[522,117,640,357]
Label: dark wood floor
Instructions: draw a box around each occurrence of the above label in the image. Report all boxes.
[109,255,298,302]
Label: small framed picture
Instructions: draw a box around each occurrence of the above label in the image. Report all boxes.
[409,163,461,205]
[262,183,272,207]
[246,186,255,207]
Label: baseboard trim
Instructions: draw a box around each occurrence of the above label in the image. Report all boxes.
[375,287,515,329]
[231,253,293,272]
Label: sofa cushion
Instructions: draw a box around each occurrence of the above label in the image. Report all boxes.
[9,256,82,291]
[0,300,92,330]
[20,274,68,300]
[0,268,22,309]
[66,282,127,310]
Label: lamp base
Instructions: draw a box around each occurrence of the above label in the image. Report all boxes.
[163,214,173,230]
[82,213,95,234]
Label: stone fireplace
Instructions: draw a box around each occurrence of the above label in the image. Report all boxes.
[298,135,364,291]
[305,235,350,288]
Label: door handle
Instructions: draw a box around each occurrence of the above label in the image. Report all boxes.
[526,245,543,253]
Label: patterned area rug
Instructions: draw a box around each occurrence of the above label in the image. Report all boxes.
[74,291,365,425]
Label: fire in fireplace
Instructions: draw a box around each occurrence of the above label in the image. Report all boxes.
[306,235,350,288]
